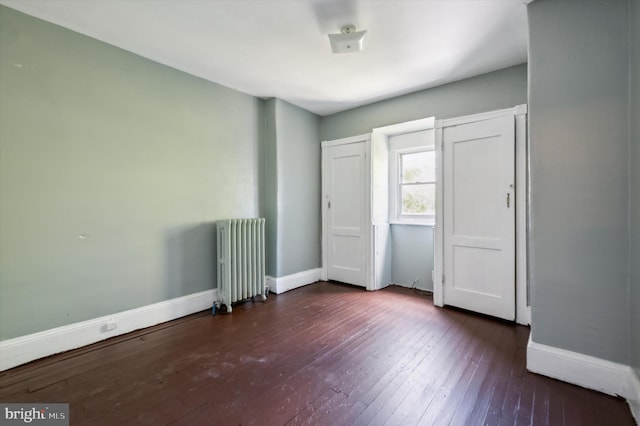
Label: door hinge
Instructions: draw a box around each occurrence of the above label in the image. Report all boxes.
[442,274,446,284]
[328,201,331,209]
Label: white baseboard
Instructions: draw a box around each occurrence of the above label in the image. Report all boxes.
[0,289,217,371]
[527,336,637,401]
[516,305,531,326]
[266,268,322,294]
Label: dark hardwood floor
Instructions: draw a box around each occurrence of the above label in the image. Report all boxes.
[0,282,635,425]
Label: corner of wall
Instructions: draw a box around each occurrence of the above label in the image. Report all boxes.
[266,268,322,295]
[628,0,640,386]
[271,99,322,277]
[263,99,279,277]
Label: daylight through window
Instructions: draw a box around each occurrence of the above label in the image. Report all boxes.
[399,149,435,218]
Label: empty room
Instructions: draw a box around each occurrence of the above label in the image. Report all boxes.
[0,0,638,424]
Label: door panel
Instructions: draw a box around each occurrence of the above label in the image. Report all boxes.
[452,136,502,238]
[324,142,367,287]
[443,116,515,320]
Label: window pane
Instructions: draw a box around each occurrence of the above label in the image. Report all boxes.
[401,183,435,215]
[401,151,435,183]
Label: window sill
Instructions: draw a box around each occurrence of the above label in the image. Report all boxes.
[389,219,435,227]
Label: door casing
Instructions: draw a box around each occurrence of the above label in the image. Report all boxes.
[434,104,529,325]
[321,134,371,289]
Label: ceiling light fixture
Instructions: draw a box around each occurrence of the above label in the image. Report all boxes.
[328,24,367,54]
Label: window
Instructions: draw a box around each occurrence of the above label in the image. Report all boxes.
[398,149,435,218]
[389,129,436,225]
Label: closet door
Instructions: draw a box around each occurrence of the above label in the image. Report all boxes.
[443,115,515,320]
[322,138,369,287]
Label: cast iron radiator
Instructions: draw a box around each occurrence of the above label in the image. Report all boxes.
[215,218,266,313]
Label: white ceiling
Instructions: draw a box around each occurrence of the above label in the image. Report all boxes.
[0,0,529,116]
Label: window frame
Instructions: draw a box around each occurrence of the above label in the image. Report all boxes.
[389,145,436,226]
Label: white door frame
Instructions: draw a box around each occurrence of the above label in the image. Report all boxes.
[321,134,372,289]
[434,104,530,325]
[370,117,436,291]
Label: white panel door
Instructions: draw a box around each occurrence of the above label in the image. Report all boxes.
[323,141,367,287]
[443,116,515,320]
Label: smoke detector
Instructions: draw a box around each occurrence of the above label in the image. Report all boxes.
[328,25,367,54]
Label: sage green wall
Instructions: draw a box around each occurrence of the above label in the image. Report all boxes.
[0,6,264,340]
[391,225,434,291]
[630,0,640,376]
[528,0,630,364]
[272,100,321,277]
[320,64,527,141]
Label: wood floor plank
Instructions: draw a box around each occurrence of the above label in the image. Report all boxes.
[416,316,501,425]
[368,314,479,424]
[481,327,523,425]
[457,321,516,426]
[0,282,634,426]
[121,285,386,425]
[447,326,507,426]
[381,310,475,425]
[530,375,552,426]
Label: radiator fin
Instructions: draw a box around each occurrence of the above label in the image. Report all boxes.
[217,218,266,312]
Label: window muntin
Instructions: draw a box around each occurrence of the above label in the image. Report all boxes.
[392,148,435,224]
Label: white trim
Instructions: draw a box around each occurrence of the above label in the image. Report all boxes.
[515,111,530,325]
[514,104,528,115]
[321,143,329,283]
[433,125,444,307]
[364,140,373,290]
[436,105,528,129]
[321,135,372,290]
[265,268,322,294]
[389,143,436,225]
[388,131,436,151]
[517,306,531,327]
[371,118,435,292]
[628,369,640,423]
[0,289,217,371]
[370,223,392,291]
[388,219,434,227]
[372,117,435,136]
[321,133,371,149]
[433,104,529,317]
[527,336,637,400]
